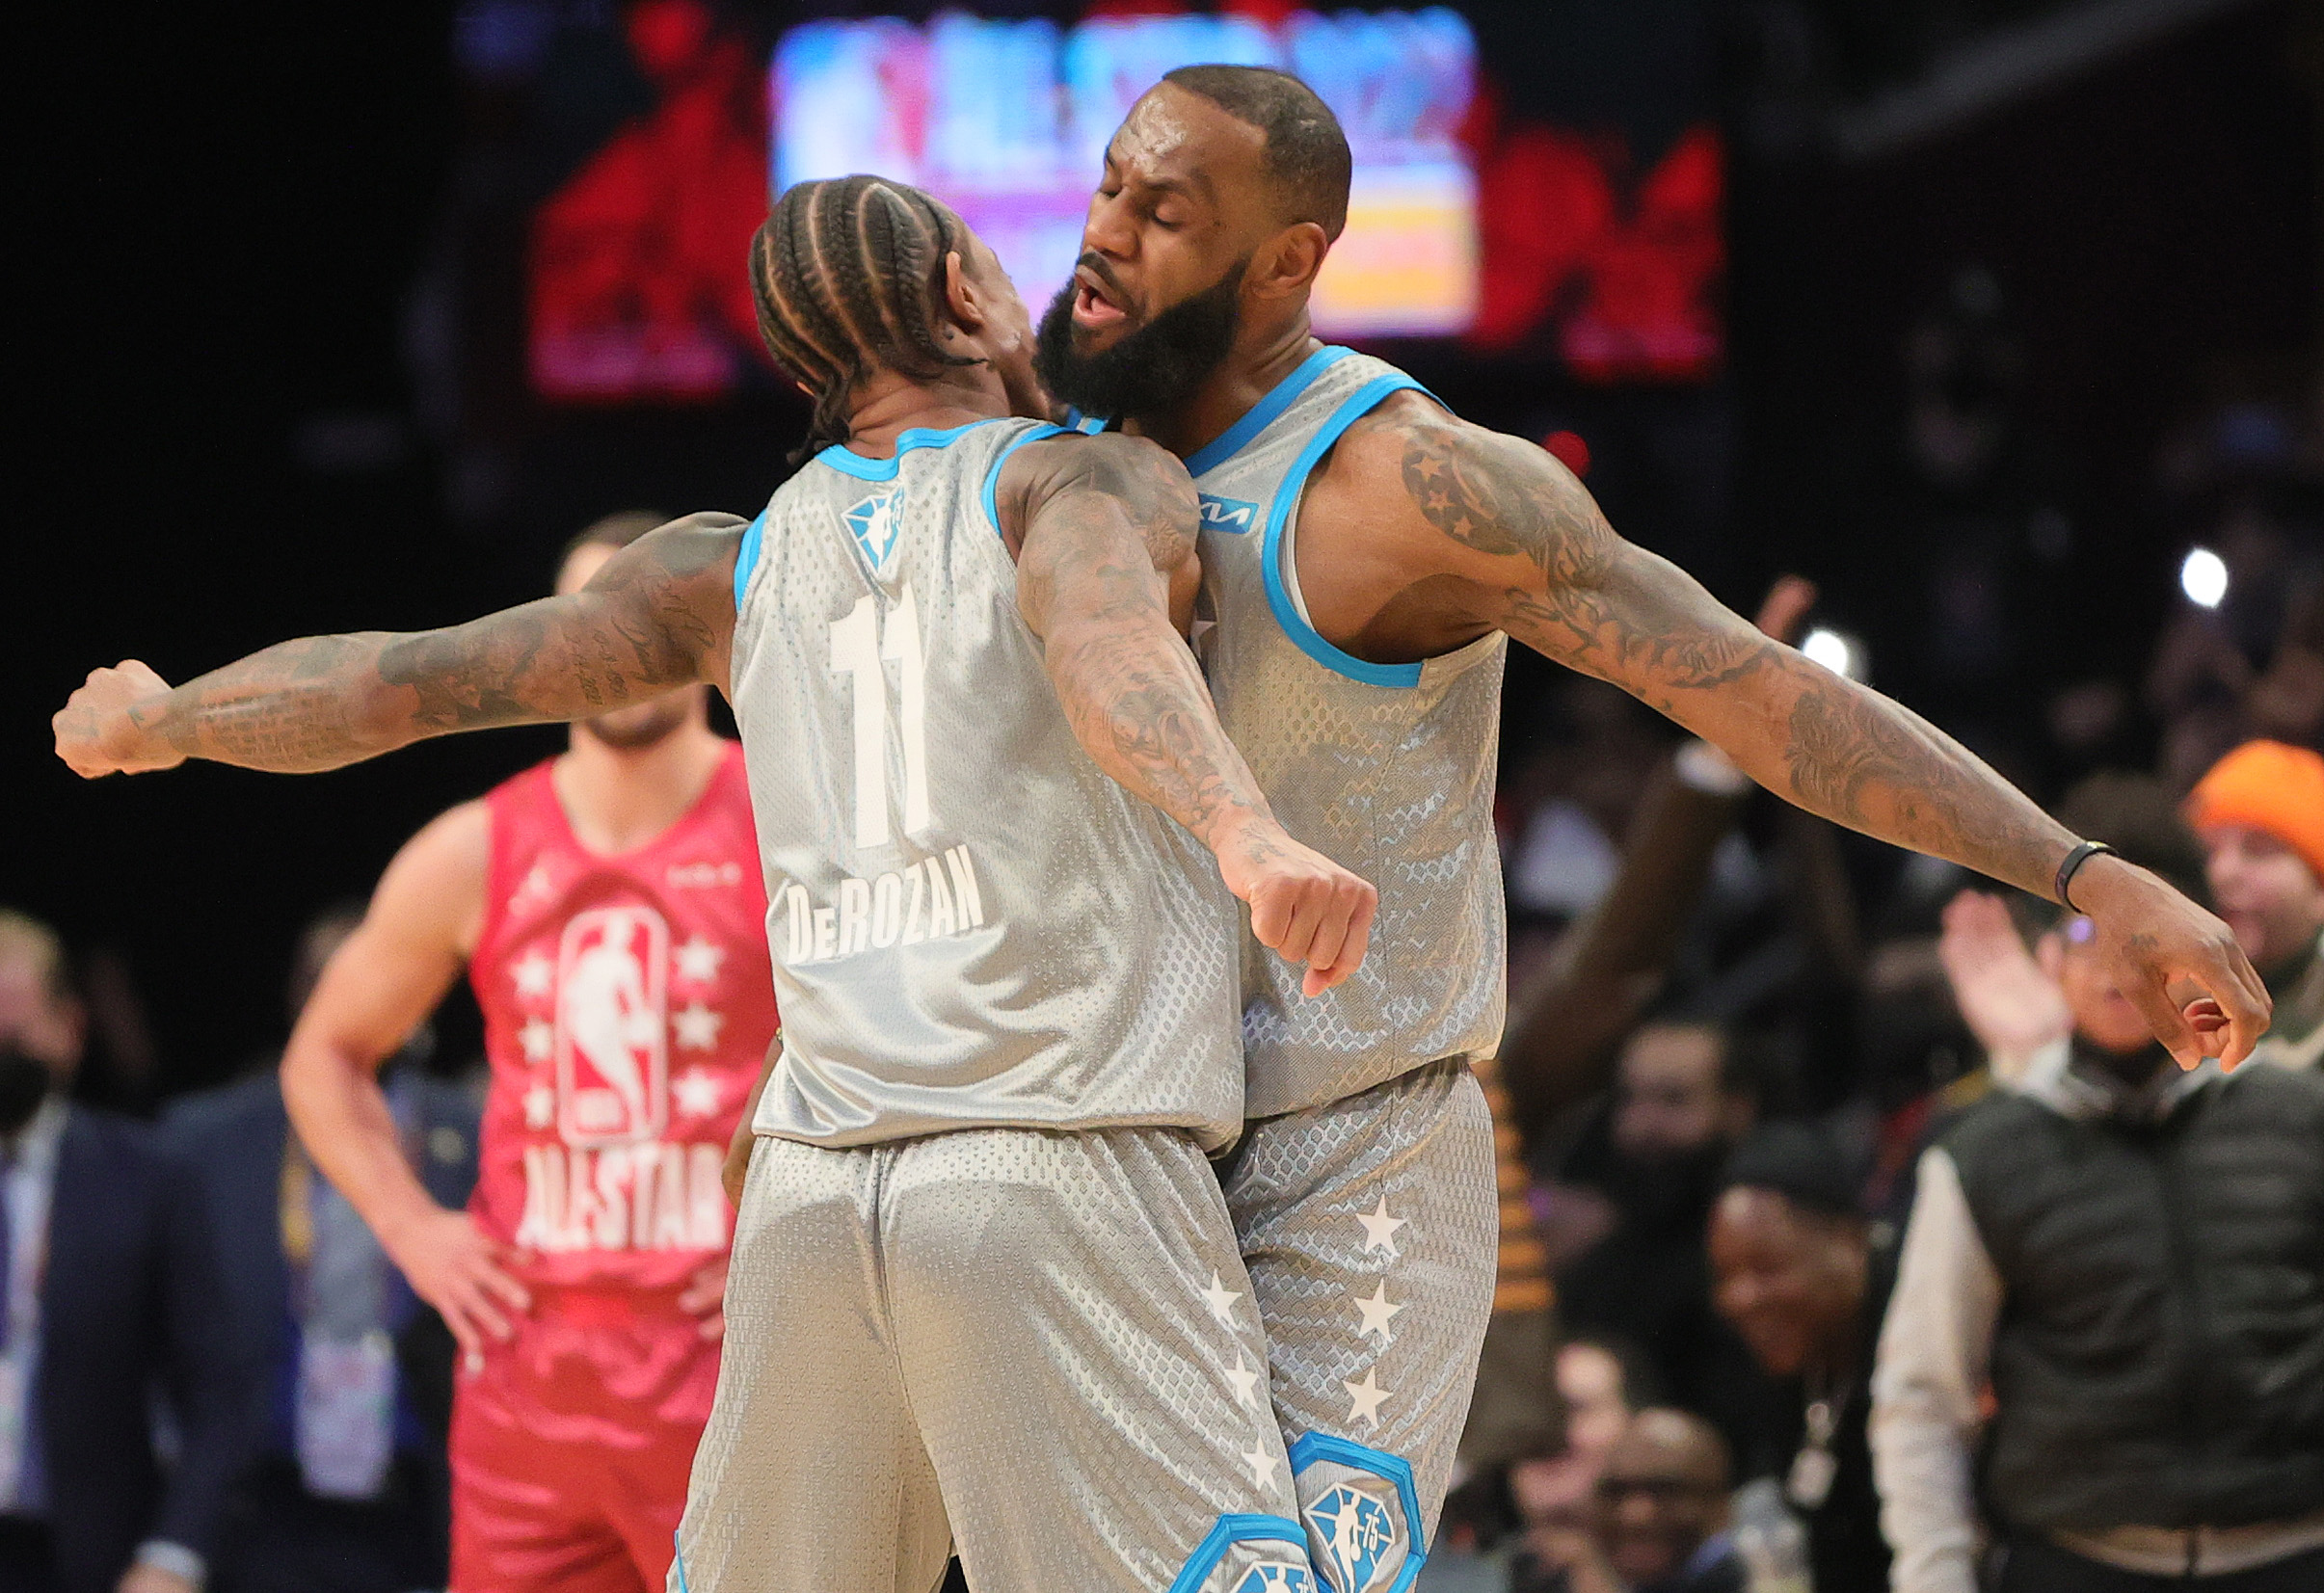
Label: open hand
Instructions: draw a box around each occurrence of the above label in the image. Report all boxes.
[2071,854,2271,1068]
[382,1206,530,1367]
[1938,890,2070,1080]
[54,660,182,778]
[723,1119,758,1209]
[679,1255,728,1341]
[1216,821,1378,997]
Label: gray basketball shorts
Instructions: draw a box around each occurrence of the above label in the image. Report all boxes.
[1218,1060,1499,1593]
[671,1125,1321,1593]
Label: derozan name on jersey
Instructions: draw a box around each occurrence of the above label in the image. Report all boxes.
[776,843,985,966]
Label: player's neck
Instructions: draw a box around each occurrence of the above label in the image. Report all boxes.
[1127,315,1321,464]
[553,720,727,858]
[841,368,1011,459]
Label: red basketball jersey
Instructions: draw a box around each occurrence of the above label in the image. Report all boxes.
[468,743,776,1291]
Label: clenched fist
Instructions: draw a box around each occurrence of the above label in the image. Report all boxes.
[1216,819,1378,997]
[54,660,181,778]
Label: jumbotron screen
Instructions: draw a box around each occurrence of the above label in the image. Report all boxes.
[519,0,1723,403]
[771,10,1479,341]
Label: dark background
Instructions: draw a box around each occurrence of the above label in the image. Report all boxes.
[9,0,2316,1099]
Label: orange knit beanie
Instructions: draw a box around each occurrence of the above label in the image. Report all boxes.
[2185,739,2324,886]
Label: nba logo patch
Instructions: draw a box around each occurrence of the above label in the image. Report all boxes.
[1199,493,1259,534]
[1305,1485,1400,1593]
[553,905,670,1146]
[1233,1564,1315,1593]
[843,488,908,572]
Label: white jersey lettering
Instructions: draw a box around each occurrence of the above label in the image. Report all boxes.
[777,845,994,967]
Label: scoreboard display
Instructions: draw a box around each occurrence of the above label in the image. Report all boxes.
[511,1,1724,404]
[772,10,1481,339]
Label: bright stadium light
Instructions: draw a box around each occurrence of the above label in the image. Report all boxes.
[1802,626,1857,679]
[2180,546,2229,609]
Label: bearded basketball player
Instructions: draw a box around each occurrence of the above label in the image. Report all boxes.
[274,513,777,1593]
[1031,65,2269,1593]
[55,177,1372,1593]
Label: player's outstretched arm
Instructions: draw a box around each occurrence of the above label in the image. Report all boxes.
[1353,396,2268,1066]
[999,430,1376,994]
[54,514,746,779]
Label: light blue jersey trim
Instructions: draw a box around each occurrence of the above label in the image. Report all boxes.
[1258,373,1434,689]
[1186,344,1354,480]
[733,511,766,612]
[671,1533,690,1593]
[983,422,1068,539]
[816,417,1009,481]
[1062,406,1109,435]
[1168,1513,1312,1593]
[1288,1433,1428,1593]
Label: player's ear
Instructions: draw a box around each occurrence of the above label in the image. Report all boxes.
[1247,222,1329,304]
[942,250,988,334]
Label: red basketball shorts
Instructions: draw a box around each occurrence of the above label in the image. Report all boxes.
[449,1286,720,1593]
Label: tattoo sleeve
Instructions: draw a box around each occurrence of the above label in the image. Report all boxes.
[1385,406,2077,897]
[130,516,744,773]
[1007,433,1277,854]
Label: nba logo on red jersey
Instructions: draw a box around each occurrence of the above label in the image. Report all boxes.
[471,747,776,1286]
[554,905,670,1146]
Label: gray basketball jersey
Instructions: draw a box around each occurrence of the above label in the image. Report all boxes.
[730,417,1243,1149]
[1190,348,1508,1118]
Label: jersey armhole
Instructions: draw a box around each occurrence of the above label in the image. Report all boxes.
[470,776,534,979]
[1261,375,1443,690]
[982,422,1069,541]
[732,510,767,614]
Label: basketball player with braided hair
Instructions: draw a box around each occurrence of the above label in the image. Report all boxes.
[58,174,1361,1592]
[748,173,984,459]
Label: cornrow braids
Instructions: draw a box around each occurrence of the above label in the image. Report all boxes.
[750,174,979,460]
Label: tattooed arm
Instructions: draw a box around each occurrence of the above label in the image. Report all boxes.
[998,430,1376,993]
[54,514,744,778]
[1318,393,2267,1064]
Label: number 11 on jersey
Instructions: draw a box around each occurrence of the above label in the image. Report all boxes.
[830,585,930,849]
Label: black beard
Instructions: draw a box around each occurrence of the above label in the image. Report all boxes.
[1034,256,1247,422]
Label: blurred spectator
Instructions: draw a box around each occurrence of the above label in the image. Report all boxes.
[1516,1340,1646,1540]
[1424,1340,1640,1590]
[1933,894,2071,1091]
[166,908,481,1593]
[1429,1403,1744,1593]
[1579,1411,1742,1593]
[2185,740,2324,1070]
[1536,1021,1777,1466]
[0,910,251,1593]
[1875,781,2324,1592]
[1707,1123,1890,1593]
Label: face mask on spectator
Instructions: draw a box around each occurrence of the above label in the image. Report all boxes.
[0,1044,53,1133]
